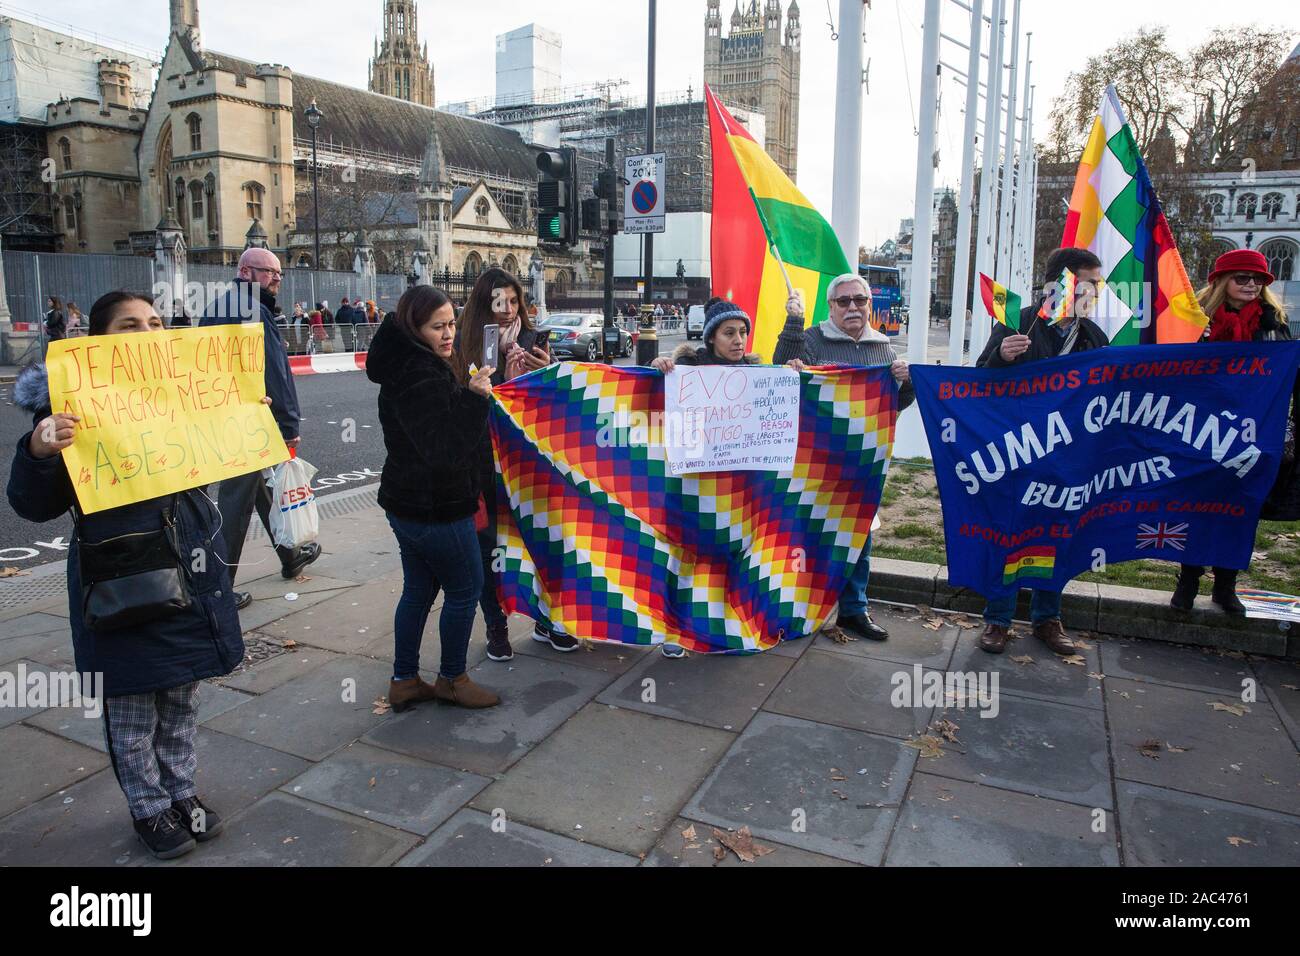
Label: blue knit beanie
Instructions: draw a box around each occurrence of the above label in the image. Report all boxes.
[703,299,751,343]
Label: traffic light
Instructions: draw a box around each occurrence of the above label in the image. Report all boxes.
[588,167,621,235]
[536,147,578,245]
[580,196,606,234]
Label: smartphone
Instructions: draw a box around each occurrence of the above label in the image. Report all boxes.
[482,323,500,369]
[534,328,551,352]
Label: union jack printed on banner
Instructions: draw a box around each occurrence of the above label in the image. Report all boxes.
[1135,522,1188,551]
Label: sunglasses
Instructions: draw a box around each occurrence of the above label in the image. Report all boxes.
[1228,273,1264,286]
[832,295,872,309]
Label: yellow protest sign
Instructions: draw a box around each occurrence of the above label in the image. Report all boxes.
[45,324,291,514]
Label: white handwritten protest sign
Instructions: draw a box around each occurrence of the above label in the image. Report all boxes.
[664,365,800,475]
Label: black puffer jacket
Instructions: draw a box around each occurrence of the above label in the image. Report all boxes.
[7,364,243,697]
[367,315,489,524]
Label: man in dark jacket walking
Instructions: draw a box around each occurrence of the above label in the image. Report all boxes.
[773,272,913,643]
[201,248,320,607]
[974,247,1107,656]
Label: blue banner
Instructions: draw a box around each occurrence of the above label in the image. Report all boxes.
[911,343,1300,597]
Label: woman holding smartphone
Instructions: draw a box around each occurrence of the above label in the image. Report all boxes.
[367,285,501,710]
[455,269,569,661]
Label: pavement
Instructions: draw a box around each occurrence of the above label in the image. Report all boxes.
[1,483,1297,867]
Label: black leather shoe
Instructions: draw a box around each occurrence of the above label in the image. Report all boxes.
[235,591,253,610]
[838,612,888,641]
[281,541,322,579]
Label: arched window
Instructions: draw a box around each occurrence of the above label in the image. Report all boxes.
[244,182,264,221]
[186,113,202,152]
[1208,194,1225,217]
[63,195,77,232]
[1236,192,1257,221]
[502,254,518,274]
[175,177,187,226]
[334,251,351,271]
[465,251,483,278]
[58,137,72,171]
[204,173,217,235]
[404,69,411,100]
[1258,238,1297,282]
[1261,193,1284,222]
[189,180,204,225]
[474,196,490,225]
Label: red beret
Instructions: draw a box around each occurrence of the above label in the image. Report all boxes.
[1207,248,1274,285]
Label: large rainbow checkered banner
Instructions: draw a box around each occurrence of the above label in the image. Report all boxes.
[489,362,899,654]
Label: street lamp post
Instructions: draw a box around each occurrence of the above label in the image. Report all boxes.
[304,98,324,270]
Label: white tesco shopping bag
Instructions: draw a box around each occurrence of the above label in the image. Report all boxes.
[266,456,319,550]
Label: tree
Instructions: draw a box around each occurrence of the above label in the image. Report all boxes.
[299,165,418,272]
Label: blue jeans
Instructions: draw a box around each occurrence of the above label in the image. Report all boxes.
[838,540,873,617]
[983,589,1062,627]
[386,513,483,681]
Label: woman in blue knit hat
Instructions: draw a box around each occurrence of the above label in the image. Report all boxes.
[651,297,760,372]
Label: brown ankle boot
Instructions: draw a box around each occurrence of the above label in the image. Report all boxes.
[388,677,439,713]
[1033,619,1076,656]
[433,673,501,709]
[979,623,1010,654]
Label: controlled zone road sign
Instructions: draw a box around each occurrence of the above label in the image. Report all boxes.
[624,152,665,234]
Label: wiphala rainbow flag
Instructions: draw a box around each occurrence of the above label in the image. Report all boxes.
[489,363,899,654]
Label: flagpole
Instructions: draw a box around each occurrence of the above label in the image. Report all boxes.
[746,187,797,299]
[947,0,984,366]
[969,0,1004,361]
[907,0,942,366]
[995,0,1020,282]
[830,0,867,267]
[1015,79,1034,291]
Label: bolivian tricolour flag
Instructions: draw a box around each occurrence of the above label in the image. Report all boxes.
[706,85,850,360]
[1003,545,1056,585]
[979,273,1022,331]
[1061,85,1209,345]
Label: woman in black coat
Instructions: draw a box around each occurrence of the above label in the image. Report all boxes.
[8,291,243,861]
[367,284,501,711]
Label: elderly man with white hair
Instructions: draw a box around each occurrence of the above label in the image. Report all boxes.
[201,247,321,609]
[772,272,912,642]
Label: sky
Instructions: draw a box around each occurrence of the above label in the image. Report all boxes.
[20,0,1298,249]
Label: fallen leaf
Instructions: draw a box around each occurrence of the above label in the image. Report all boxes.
[0,567,29,578]
[1138,739,1163,759]
[831,789,848,800]
[712,826,774,863]
[1087,672,1106,681]
[368,776,377,789]
[830,773,846,781]
[904,735,945,758]
[282,836,297,844]
[1227,836,1254,847]
[712,845,726,861]
[1010,654,1036,666]
[825,626,854,644]
[1209,701,1249,717]
[281,639,298,650]
[931,718,961,743]
[294,574,312,583]
[1165,742,1188,753]
[1060,654,1087,666]
[680,824,697,842]
[922,619,944,631]
[937,791,955,802]
[372,697,391,715]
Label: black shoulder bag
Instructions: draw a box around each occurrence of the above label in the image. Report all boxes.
[76,496,193,632]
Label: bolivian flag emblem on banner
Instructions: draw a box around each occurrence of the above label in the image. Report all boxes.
[1003,545,1056,585]
[706,85,851,361]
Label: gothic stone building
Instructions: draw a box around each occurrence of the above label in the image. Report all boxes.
[704,0,801,180]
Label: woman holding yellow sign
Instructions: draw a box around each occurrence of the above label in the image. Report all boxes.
[8,291,244,863]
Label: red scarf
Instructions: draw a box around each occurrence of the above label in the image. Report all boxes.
[1207,299,1262,342]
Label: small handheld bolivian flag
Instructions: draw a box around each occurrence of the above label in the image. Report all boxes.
[1003,545,1056,585]
[979,273,1022,331]
[1038,268,1078,325]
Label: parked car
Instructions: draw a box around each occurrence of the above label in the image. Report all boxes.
[541,313,632,361]
[686,304,705,340]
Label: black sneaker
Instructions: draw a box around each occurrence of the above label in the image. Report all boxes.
[133,807,197,860]
[532,622,579,652]
[235,591,253,610]
[485,623,514,662]
[838,612,888,642]
[172,795,224,842]
[282,542,322,579]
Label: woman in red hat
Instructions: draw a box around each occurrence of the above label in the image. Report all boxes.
[1169,248,1296,614]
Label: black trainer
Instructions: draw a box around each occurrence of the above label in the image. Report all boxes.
[839,612,888,641]
[133,807,197,860]
[282,542,323,579]
[485,623,514,662]
[172,795,224,842]
[533,622,579,652]
[235,591,253,610]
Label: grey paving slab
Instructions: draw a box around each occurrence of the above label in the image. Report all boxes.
[362,654,613,775]
[204,655,394,761]
[922,693,1114,810]
[682,711,916,865]
[0,769,145,867]
[767,633,817,659]
[282,741,490,835]
[764,649,939,740]
[0,626,75,668]
[0,659,66,728]
[1117,781,1300,866]
[642,817,857,867]
[1250,657,1300,749]
[397,808,639,867]
[1105,677,1300,817]
[470,704,735,856]
[170,791,417,866]
[596,647,790,730]
[0,723,108,818]
[188,728,314,816]
[253,577,395,652]
[885,773,1119,866]
[1099,638,1255,694]
[0,612,68,641]
[214,645,344,695]
[948,629,1104,711]
[814,607,960,670]
[512,627,650,676]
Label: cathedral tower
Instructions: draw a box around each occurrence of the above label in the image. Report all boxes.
[369,1,435,106]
